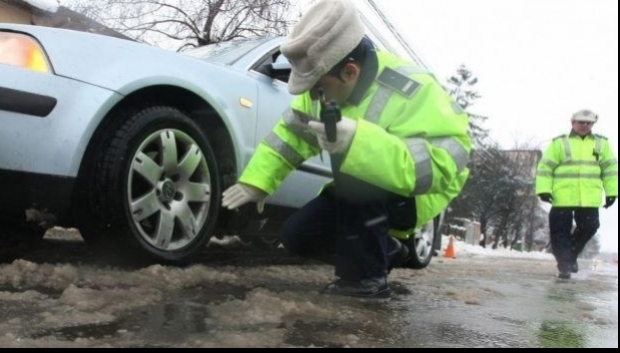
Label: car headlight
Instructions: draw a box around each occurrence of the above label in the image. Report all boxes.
[0,32,51,73]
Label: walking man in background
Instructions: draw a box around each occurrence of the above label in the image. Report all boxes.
[536,109,618,279]
[221,0,471,298]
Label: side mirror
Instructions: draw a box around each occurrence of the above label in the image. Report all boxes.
[270,55,291,82]
[271,60,291,71]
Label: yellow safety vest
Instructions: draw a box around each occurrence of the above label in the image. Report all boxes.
[239,49,472,237]
[535,133,619,207]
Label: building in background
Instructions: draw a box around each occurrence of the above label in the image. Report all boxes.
[0,0,131,40]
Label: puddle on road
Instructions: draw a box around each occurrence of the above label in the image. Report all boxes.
[27,321,123,341]
[7,273,616,348]
[113,283,403,347]
[0,249,616,347]
[537,320,587,348]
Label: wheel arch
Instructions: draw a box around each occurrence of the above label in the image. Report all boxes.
[433,210,446,255]
[70,85,238,221]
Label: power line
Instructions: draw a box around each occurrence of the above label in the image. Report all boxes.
[365,0,430,70]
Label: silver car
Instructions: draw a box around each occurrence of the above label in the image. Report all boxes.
[0,24,442,265]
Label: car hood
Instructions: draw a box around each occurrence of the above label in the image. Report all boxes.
[1,24,239,95]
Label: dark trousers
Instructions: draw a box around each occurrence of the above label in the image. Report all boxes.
[549,207,600,272]
[278,184,416,282]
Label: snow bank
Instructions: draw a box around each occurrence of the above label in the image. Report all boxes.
[444,235,555,260]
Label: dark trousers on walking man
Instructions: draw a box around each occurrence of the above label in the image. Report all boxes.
[549,207,600,276]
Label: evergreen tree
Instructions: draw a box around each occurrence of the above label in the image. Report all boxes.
[445,64,489,149]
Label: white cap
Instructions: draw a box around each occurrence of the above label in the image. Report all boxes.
[571,109,598,123]
[280,0,365,95]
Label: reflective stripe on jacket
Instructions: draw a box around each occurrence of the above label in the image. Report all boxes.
[535,133,619,207]
[239,49,472,232]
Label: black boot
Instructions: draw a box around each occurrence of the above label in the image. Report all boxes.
[320,277,390,298]
[558,263,572,279]
[558,271,571,280]
[571,260,579,273]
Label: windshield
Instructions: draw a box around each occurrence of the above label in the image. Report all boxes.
[181,37,275,65]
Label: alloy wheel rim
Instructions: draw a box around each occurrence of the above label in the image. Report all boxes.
[127,129,212,251]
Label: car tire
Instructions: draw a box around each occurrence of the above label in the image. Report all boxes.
[84,106,220,264]
[402,214,443,269]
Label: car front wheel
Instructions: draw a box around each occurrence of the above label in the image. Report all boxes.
[403,214,443,269]
[85,106,220,263]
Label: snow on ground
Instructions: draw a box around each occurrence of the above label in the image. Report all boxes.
[445,235,555,260]
[0,229,616,348]
[444,235,617,272]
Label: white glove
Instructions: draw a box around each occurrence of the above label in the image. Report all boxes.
[308,116,358,154]
[222,183,267,213]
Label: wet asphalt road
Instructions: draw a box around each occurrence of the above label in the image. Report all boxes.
[0,228,617,348]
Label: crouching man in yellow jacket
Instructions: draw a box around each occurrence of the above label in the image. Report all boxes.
[222,0,471,298]
[536,109,618,279]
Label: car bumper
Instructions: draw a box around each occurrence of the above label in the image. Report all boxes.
[0,169,75,222]
[0,66,122,178]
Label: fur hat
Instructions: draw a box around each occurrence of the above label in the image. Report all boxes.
[571,109,598,123]
[280,0,365,95]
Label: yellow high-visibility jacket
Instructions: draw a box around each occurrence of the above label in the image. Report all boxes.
[239,49,472,238]
[535,132,619,207]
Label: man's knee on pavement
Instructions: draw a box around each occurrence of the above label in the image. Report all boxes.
[278,227,302,255]
[278,221,315,257]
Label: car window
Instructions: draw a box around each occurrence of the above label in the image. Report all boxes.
[270,52,291,83]
[182,37,274,65]
[252,50,291,84]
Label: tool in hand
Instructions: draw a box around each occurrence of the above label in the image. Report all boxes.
[318,88,341,142]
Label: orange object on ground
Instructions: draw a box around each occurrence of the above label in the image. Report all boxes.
[443,236,456,259]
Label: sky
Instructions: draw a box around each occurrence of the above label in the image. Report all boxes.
[43,0,618,253]
[368,0,619,253]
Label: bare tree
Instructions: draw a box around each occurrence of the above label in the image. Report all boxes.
[443,65,553,252]
[494,149,541,250]
[67,0,305,51]
[448,145,544,251]
[451,147,515,242]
